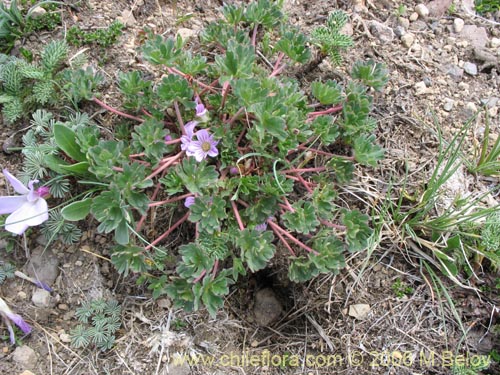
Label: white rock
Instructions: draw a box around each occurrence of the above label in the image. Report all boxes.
[453,18,464,33]
[13,346,38,370]
[59,333,72,343]
[29,6,46,19]
[463,62,478,76]
[414,81,428,95]
[491,37,500,48]
[489,107,498,117]
[177,28,197,42]
[401,33,415,48]
[466,102,478,113]
[409,12,419,22]
[415,4,429,18]
[443,99,455,112]
[117,10,136,27]
[348,304,371,320]
[32,289,53,308]
[368,20,394,43]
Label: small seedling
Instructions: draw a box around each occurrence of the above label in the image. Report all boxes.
[391,278,414,298]
[70,298,122,351]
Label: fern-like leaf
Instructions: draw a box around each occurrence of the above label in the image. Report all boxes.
[41,40,68,73]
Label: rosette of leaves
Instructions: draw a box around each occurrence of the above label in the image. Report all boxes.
[70,299,121,351]
[19,1,388,317]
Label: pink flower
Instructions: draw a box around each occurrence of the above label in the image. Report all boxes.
[180,121,198,151]
[0,170,49,235]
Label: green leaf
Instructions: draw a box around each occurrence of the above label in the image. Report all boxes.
[54,123,86,162]
[311,80,343,105]
[188,196,227,234]
[282,201,320,234]
[174,158,219,195]
[236,229,276,272]
[215,40,255,83]
[115,219,130,245]
[59,161,90,175]
[61,199,92,221]
[288,256,319,282]
[176,243,214,281]
[342,209,373,252]
[44,154,70,174]
[275,29,311,64]
[353,134,384,167]
[351,60,389,91]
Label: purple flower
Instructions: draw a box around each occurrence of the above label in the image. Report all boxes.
[186,129,219,162]
[15,271,53,292]
[254,223,267,231]
[195,100,207,118]
[0,297,31,344]
[195,97,209,122]
[184,196,196,208]
[0,170,49,235]
[181,121,198,151]
[164,134,172,142]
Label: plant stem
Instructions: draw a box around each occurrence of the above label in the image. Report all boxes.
[280,166,327,174]
[149,193,193,207]
[307,104,343,118]
[192,269,206,284]
[231,201,245,230]
[174,101,185,135]
[145,211,190,250]
[144,152,183,180]
[269,225,296,256]
[92,97,144,122]
[266,219,319,255]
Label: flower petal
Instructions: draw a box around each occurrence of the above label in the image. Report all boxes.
[2,170,29,195]
[5,199,48,235]
[184,121,198,138]
[0,196,27,215]
[195,129,210,142]
[6,311,32,334]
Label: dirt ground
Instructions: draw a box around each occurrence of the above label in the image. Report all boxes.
[1,0,499,374]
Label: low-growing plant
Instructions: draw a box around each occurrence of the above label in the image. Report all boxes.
[0,40,103,124]
[380,114,500,286]
[468,109,500,176]
[66,20,124,48]
[0,261,15,284]
[391,278,414,298]
[6,0,388,317]
[0,0,63,53]
[475,0,500,14]
[70,298,121,351]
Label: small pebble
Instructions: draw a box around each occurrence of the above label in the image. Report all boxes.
[32,289,53,308]
[489,107,498,117]
[58,303,69,310]
[401,33,415,48]
[75,260,83,267]
[423,77,432,86]
[59,333,72,343]
[491,37,500,48]
[394,26,406,37]
[415,4,429,18]
[17,291,27,300]
[453,18,464,33]
[398,17,410,29]
[463,62,478,76]
[409,12,419,22]
[466,102,478,114]
[414,81,428,95]
[443,99,455,112]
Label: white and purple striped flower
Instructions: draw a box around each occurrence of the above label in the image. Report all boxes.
[0,297,31,344]
[0,170,49,235]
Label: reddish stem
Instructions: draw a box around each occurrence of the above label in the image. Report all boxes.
[269,225,296,256]
[231,201,245,231]
[92,97,144,123]
[266,220,319,256]
[192,269,207,284]
[220,81,231,109]
[296,174,314,193]
[145,211,190,250]
[251,24,259,47]
[280,166,327,174]
[144,152,183,180]
[307,104,343,118]
[227,107,245,126]
[149,193,194,207]
[174,101,185,135]
[211,259,219,280]
[319,219,346,230]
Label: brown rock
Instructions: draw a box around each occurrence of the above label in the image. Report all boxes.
[253,288,282,326]
[427,0,453,17]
